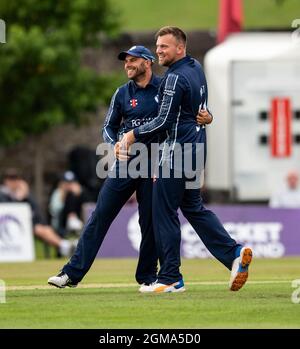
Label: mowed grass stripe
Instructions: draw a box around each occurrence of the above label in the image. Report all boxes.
[6,279,292,291]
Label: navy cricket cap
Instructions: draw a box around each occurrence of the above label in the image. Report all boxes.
[118,45,155,62]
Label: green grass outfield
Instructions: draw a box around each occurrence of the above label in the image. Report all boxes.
[111,0,300,31]
[0,258,299,329]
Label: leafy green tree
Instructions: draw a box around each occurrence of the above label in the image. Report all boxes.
[0,0,120,206]
[0,0,120,145]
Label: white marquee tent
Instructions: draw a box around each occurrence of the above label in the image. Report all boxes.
[204,32,300,200]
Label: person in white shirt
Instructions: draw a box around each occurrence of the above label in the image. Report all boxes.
[269,170,300,208]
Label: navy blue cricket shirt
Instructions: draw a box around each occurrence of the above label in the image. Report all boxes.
[133,56,208,146]
[102,74,161,147]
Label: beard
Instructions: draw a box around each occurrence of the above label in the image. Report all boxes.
[128,62,147,81]
[158,55,175,67]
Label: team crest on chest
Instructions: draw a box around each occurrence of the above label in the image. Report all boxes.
[130,99,138,108]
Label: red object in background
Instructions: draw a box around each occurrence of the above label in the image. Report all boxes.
[270,98,292,158]
[217,0,243,43]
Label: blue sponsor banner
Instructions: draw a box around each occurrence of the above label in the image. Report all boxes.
[83,204,300,258]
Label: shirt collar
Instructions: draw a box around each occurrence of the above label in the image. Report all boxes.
[130,74,160,93]
[167,55,192,73]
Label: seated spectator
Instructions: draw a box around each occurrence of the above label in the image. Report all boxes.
[269,170,300,208]
[49,171,84,237]
[0,169,76,257]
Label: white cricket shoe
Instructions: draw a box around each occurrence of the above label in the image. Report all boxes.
[139,281,158,293]
[48,271,78,288]
[139,279,185,293]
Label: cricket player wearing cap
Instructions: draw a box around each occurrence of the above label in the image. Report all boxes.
[48,45,159,288]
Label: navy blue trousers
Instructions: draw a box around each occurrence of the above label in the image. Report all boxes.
[152,168,241,284]
[63,174,157,284]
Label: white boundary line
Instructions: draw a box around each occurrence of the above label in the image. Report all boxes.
[5,280,292,291]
